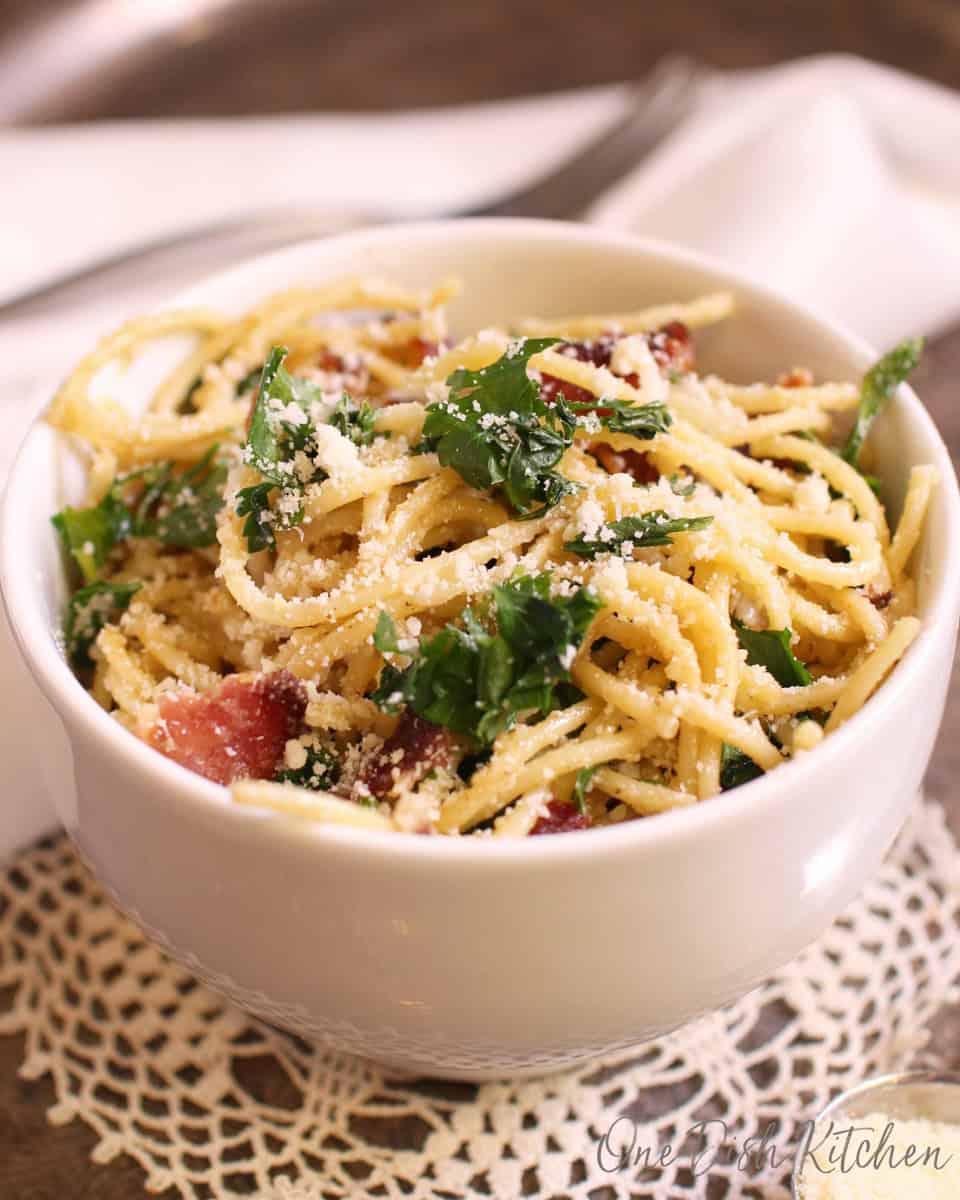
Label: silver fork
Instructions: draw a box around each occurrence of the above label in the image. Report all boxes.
[0,57,714,321]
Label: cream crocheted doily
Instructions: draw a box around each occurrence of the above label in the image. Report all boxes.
[1,799,958,1199]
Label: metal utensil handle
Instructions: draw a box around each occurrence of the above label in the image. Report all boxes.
[471,56,707,220]
[0,58,712,321]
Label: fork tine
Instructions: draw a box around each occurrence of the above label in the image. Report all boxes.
[468,56,712,221]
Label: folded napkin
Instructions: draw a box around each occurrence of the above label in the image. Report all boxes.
[587,55,960,348]
[3,53,960,855]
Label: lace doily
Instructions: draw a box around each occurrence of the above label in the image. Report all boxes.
[1,799,959,1199]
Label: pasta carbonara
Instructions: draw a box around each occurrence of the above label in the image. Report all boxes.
[47,277,934,836]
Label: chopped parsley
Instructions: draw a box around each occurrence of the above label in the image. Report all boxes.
[720,743,764,790]
[237,346,385,551]
[53,450,228,667]
[371,572,603,746]
[236,346,330,550]
[669,471,697,497]
[275,743,340,791]
[569,396,672,439]
[236,365,263,395]
[329,395,379,447]
[572,766,598,814]
[243,346,321,483]
[421,338,577,518]
[842,338,923,469]
[563,511,713,559]
[733,620,811,688]
[52,490,132,584]
[135,448,228,548]
[64,580,140,669]
[420,339,673,519]
[373,609,402,653]
[235,481,282,554]
[52,448,227,579]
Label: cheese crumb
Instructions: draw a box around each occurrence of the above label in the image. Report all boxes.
[283,739,308,771]
[311,424,360,476]
[795,473,831,513]
[610,335,669,405]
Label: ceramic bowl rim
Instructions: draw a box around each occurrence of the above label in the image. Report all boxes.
[3,218,958,867]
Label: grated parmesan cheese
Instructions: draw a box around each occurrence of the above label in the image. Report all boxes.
[610,334,669,405]
[311,424,361,476]
[795,472,832,513]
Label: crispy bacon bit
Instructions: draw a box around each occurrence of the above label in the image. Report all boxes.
[539,323,694,407]
[866,587,894,610]
[385,337,443,368]
[148,671,307,785]
[317,349,346,372]
[358,711,457,801]
[539,334,617,407]
[590,443,660,485]
[531,800,590,836]
[648,321,694,373]
[777,367,814,389]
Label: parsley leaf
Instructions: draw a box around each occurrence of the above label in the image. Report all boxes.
[235,481,282,553]
[578,397,672,439]
[373,610,402,653]
[65,580,140,669]
[573,766,598,814]
[421,339,579,518]
[53,451,227,667]
[371,572,603,746]
[136,447,227,548]
[238,347,323,550]
[52,491,133,584]
[236,365,263,395]
[842,338,923,469]
[245,346,323,483]
[238,347,388,551]
[669,472,696,497]
[564,512,713,559]
[329,395,379,447]
[275,743,340,791]
[733,620,811,687]
[420,340,674,518]
[720,743,764,791]
[53,450,227,576]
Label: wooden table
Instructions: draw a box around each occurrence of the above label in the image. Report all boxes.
[0,2,958,1195]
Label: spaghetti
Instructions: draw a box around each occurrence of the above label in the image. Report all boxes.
[47,278,933,836]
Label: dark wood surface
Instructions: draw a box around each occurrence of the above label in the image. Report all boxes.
[0,2,958,1196]
[4,0,960,119]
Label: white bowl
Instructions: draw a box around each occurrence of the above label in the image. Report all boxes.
[3,220,958,1079]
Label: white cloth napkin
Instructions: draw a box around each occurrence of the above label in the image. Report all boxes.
[3,52,960,856]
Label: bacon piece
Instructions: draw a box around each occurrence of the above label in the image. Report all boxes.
[539,323,694,407]
[358,711,457,800]
[777,367,814,389]
[531,800,590,836]
[385,337,442,368]
[866,587,894,610]
[148,671,307,785]
[539,334,618,407]
[648,321,694,373]
[590,443,660,485]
